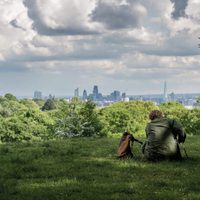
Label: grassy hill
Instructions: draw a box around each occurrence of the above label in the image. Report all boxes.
[0,136,199,200]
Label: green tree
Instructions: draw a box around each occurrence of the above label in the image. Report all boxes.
[55,102,83,137]
[55,100,103,137]
[42,99,57,111]
[4,93,17,101]
[20,99,39,109]
[33,99,45,108]
[0,109,55,142]
[196,97,200,105]
[79,100,103,137]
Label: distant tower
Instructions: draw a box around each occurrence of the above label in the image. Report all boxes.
[93,85,99,100]
[34,91,42,99]
[82,90,87,100]
[74,88,79,97]
[163,81,168,102]
[169,92,175,102]
[113,90,121,101]
[122,92,126,99]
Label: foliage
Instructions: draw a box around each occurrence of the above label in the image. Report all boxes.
[159,102,200,135]
[0,97,27,117]
[55,100,104,137]
[0,109,55,142]
[20,99,40,109]
[0,97,55,142]
[4,93,17,101]
[1,91,200,142]
[99,101,158,135]
[42,99,57,111]
[33,99,45,108]
[196,96,200,104]
[79,100,104,137]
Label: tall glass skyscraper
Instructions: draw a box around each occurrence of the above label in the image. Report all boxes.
[93,85,98,100]
[82,90,87,100]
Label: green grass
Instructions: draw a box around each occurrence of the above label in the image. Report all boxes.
[0,136,199,200]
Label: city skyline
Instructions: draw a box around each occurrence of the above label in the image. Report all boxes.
[2,82,200,98]
[29,83,200,108]
[30,81,199,99]
[0,0,200,96]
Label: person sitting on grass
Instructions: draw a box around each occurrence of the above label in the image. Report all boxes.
[142,110,186,161]
[118,131,143,158]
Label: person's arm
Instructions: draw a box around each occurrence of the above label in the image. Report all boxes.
[129,134,142,144]
[132,136,143,144]
[145,123,150,138]
[171,119,186,143]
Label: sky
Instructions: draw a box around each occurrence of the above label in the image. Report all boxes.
[0,0,199,96]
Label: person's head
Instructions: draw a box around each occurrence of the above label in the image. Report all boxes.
[123,131,130,136]
[149,110,163,120]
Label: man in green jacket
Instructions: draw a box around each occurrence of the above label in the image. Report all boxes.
[142,110,186,161]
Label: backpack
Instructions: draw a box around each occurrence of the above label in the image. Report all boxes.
[117,132,134,158]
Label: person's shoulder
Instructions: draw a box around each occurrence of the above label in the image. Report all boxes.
[166,118,182,127]
[163,117,174,123]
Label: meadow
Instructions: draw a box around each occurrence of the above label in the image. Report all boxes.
[0,135,199,200]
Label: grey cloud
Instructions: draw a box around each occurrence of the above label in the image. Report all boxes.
[143,30,200,57]
[105,68,179,81]
[23,0,98,36]
[0,61,28,73]
[90,1,144,29]
[10,19,26,31]
[171,0,188,19]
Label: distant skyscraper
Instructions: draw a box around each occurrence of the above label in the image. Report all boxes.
[34,91,42,99]
[93,85,98,100]
[82,90,87,100]
[169,92,175,102]
[122,92,126,99]
[163,81,168,102]
[111,90,121,101]
[74,88,79,97]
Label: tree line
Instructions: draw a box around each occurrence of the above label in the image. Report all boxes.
[0,93,200,142]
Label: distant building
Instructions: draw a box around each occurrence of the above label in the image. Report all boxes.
[34,91,42,99]
[90,85,103,101]
[82,90,87,100]
[168,92,175,102]
[93,85,99,101]
[122,92,126,99]
[97,93,103,101]
[123,97,130,102]
[163,81,168,102]
[74,88,79,97]
[110,90,121,101]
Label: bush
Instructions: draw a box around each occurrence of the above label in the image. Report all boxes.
[159,102,200,135]
[99,101,158,136]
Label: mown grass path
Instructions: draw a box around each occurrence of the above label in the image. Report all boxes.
[0,136,199,200]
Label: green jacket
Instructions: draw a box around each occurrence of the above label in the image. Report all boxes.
[143,118,186,161]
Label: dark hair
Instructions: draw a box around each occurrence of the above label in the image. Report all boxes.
[149,110,163,120]
[123,131,130,136]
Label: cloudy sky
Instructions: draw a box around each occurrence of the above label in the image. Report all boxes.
[0,0,199,96]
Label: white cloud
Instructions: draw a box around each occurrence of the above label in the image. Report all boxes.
[23,0,102,35]
[0,0,200,95]
[186,0,200,20]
